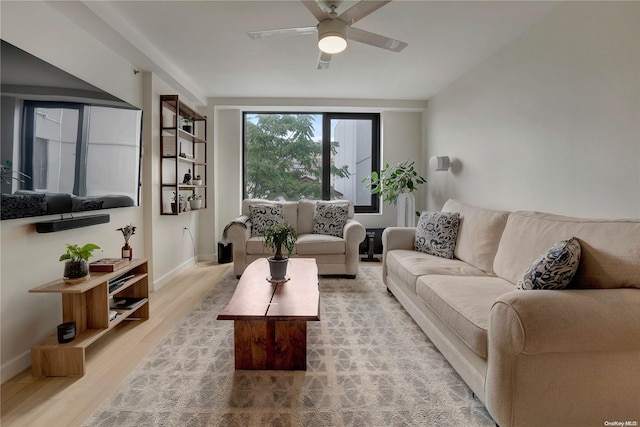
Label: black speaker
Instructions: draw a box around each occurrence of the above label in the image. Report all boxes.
[57,322,76,343]
[218,241,233,264]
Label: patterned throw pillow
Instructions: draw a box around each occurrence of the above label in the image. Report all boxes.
[516,237,581,290]
[414,211,460,259]
[312,202,349,237]
[249,204,283,237]
[1,193,47,220]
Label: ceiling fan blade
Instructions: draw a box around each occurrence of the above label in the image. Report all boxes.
[347,27,407,52]
[338,0,391,25]
[247,26,317,40]
[317,51,332,69]
[302,1,330,22]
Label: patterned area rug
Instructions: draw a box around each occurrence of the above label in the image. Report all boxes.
[84,267,494,427]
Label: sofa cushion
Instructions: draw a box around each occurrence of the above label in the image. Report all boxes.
[494,211,640,289]
[242,199,298,231]
[246,237,297,256]
[442,199,509,276]
[416,275,514,358]
[516,237,581,290]
[296,233,345,255]
[298,199,354,234]
[386,249,486,294]
[312,202,349,237]
[414,211,460,258]
[248,203,283,237]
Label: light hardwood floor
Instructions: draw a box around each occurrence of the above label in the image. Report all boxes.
[1,261,230,427]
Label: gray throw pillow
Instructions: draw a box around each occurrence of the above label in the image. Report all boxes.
[312,202,349,237]
[249,203,283,237]
[516,237,581,290]
[414,211,460,259]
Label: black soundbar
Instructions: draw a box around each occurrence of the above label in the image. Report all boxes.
[36,214,110,233]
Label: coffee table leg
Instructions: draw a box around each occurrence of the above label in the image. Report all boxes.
[275,320,307,370]
[233,319,307,370]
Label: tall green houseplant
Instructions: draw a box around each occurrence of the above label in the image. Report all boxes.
[363,160,427,206]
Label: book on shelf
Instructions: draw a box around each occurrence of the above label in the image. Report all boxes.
[89,257,130,272]
[108,270,135,292]
[110,297,145,310]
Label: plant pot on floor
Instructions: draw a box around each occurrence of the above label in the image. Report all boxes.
[63,260,89,284]
[267,257,288,281]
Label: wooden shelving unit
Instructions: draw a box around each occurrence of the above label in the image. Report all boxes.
[29,259,149,377]
[160,95,207,215]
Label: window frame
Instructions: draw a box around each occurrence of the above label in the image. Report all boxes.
[242,111,380,213]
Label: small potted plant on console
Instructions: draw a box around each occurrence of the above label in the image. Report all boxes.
[59,243,101,284]
[262,222,297,281]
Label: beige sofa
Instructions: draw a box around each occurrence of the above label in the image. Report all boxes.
[226,199,366,278]
[383,199,640,427]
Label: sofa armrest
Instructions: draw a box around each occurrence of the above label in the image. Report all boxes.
[381,227,416,283]
[486,289,640,426]
[343,219,366,276]
[225,216,252,277]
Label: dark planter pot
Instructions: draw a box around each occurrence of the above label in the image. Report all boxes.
[182,125,192,133]
[267,257,289,281]
[63,260,89,284]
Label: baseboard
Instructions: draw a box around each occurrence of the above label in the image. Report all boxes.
[152,258,196,291]
[1,350,31,384]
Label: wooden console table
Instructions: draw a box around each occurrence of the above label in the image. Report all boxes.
[29,258,149,377]
[217,258,320,370]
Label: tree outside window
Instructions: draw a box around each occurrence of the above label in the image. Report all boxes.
[244,112,380,213]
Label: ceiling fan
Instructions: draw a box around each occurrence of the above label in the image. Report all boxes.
[247,0,408,69]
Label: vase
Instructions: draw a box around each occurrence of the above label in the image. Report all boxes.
[267,257,288,281]
[396,192,416,227]
[122,243,132,260]
[63,260,89,284]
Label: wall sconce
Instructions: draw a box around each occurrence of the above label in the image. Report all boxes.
[429,156,451,171]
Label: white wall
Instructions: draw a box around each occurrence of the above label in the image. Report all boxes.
[206,99,425,234]
[0,1,205,382]
[0,1,146,382]
[424,1,640,218]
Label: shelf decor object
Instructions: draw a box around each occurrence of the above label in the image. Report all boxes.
[160,95,208,215]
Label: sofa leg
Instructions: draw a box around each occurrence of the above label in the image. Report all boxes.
[236,275,241,279]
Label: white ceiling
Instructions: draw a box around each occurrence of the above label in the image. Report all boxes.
[57,1,560,105]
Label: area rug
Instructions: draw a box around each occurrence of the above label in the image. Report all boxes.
[84,267,494,427]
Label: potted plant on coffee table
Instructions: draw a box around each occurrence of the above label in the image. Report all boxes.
[262,222,297,281]
[59,243,101,284]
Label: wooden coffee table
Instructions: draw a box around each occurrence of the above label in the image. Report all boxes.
[217,258,320,370]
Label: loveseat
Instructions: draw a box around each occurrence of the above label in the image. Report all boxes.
[225,199,366,278]
[382,199,640,427]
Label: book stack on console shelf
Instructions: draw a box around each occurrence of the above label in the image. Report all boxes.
[108,269,135,293]
[110,297,146,311]
[90,258,130,272]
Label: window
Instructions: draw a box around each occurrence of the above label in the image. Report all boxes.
[21,101,141,200]
[243,112,380,213]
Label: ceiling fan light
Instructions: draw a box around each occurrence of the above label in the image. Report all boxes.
[318,34,347,54]
[317,19,348,54]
